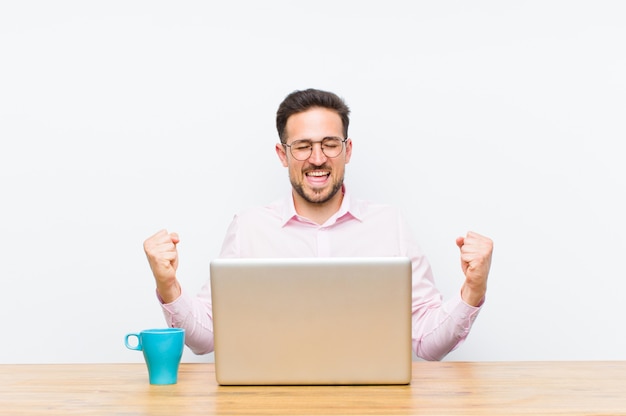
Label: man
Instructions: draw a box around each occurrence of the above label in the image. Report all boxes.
[144,88,493,361]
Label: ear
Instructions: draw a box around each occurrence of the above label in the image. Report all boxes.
[275,143,289,167]
[344,138,353,164]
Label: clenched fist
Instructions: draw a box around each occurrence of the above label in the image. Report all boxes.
[456,231,493,307]
[143,229,182,303]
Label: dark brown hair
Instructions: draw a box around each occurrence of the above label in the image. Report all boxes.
[276,88,350,143]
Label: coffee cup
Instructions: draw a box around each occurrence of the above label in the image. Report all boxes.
[125,328,185,385]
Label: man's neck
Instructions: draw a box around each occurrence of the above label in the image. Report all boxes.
[292,191,344,225]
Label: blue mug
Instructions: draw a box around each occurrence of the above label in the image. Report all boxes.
[125,328,185,385]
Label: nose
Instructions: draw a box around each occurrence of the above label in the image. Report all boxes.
[307,142,328,165]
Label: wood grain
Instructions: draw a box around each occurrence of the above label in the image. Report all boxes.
[1,361,625,415]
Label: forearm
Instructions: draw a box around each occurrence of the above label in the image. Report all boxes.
[156,279,182,304]
[460,281,487,307]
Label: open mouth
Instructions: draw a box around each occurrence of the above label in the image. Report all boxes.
[305,170,330,184]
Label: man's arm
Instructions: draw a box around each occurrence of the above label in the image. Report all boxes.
[143,229,215,355]
[409,231,493,361]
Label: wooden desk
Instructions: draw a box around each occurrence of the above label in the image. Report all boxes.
[1,361,625,415]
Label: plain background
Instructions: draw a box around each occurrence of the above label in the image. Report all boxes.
[1,1,624,364]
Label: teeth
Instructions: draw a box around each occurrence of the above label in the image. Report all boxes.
[307,171,329,177]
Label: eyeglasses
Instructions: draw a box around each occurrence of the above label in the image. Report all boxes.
[283,137,348,161]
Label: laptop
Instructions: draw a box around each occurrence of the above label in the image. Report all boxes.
[210,257,413,385]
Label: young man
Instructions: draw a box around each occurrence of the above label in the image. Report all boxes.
[144,88,493,361]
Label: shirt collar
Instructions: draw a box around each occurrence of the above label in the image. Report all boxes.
[280,185,363,227]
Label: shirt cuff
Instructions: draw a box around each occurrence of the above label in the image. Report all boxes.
[156,288,194,327]
[450,293,483,331]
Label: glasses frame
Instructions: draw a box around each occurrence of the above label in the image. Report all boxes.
[282,137,348,161]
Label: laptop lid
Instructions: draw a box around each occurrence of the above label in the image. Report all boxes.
[210,257,412,385]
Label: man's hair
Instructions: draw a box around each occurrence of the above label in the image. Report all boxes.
[276,88,351,143]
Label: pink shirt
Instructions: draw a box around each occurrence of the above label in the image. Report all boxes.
[160,188,482,361]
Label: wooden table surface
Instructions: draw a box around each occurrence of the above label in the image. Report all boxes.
[1,361,625,415]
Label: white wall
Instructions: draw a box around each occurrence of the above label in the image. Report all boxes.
[1,1,624,364]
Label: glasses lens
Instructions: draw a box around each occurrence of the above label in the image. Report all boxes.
[321,138,343,158]
[290,140,312,160]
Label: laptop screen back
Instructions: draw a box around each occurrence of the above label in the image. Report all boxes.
[210,257,412,385]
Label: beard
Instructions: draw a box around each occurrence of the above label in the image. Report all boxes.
[291,176,344,205]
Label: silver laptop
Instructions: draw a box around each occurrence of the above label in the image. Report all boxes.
[210,257,412,385]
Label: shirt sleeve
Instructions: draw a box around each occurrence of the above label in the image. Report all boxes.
[412,291,482,361]
[158,283,214,355]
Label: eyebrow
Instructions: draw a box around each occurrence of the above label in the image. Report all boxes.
[293,136,343,142]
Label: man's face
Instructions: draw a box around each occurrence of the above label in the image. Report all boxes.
[276,107,352,206]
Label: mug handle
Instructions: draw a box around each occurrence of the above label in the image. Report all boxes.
[124,333,142,351]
